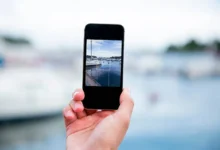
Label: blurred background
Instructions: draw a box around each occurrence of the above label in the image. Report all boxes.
[1,0,220,150]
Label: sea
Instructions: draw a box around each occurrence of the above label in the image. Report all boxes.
[0,52,220,150]
[86,60,121,87]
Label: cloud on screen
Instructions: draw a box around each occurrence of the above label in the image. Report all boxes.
[86,39,121,57]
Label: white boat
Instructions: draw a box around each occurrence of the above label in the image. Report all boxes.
[0,67,69,120]
[182,59,220,79]
[178,50,220,79]
[86,40,101,67]
[86,59,101,66]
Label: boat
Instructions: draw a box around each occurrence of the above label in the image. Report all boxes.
[86,40,101,67]
[86,59,101,66]
[0,67,68,121]
[179,56,220,79]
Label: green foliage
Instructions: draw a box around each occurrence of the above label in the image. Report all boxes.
[182,40,204,51]
[1,35,31,45]
[213,40,220,50]
[166,39,219,52]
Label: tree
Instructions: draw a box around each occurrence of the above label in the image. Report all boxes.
[182,39,205,51]
[166,39,208,52]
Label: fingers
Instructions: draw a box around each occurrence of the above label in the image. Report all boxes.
[70,89,87,119]
[63,89,87,127]
[69,100,87,118]
[116,88,134,119]
[72,89,85,101]
[63,105,77,127]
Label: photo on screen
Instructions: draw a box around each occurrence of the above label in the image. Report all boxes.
[85,39,122,87]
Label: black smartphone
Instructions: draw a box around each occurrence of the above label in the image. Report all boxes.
[82,23,124,110]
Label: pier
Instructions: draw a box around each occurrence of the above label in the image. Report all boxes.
[86,72,101,86]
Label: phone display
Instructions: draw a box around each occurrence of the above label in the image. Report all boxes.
[82,23,124,110]
[85,39,122,87]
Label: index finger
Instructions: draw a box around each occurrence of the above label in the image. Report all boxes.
[72,89,85,101]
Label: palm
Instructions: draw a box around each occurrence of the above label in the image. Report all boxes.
[66,111,116,150]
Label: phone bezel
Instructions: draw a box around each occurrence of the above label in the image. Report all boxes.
[82,23,124,110]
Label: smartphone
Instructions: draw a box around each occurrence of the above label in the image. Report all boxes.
[82,23,124,110]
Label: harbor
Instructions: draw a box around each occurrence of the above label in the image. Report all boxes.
[1,51,220,150]
[1,63,220,150]
[85,39,122,86]
[1,29,220,150]
[2,0,220,149]
[86,59,121,86]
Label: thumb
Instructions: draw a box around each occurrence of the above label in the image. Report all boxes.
[116,88,134,119]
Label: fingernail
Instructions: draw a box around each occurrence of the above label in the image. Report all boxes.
[74,102,80,110]
[72,92,79,98]
[66,110,72,117]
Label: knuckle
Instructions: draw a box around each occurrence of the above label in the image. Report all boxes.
[129,98,134,106]
[123,119,130,128]
[121,114,130,126]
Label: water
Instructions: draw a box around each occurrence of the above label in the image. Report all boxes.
[1,52,220,150]
[86,60,121,86]
[0,55,4,68]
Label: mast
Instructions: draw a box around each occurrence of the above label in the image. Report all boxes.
[91,40,92,60]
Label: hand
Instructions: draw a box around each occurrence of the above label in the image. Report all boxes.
[63,88,134,150]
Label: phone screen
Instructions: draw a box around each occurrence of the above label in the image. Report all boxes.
[82,24,124,110]
[85,39,122,87]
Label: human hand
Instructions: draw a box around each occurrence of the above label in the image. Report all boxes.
[63,88,134,150]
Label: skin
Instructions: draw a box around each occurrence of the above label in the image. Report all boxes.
[63,88,134,150]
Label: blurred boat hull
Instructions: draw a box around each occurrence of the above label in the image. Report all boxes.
[0,68,68,121]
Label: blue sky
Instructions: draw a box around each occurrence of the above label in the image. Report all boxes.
[0,0,220,51]
[87,40,121,57]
